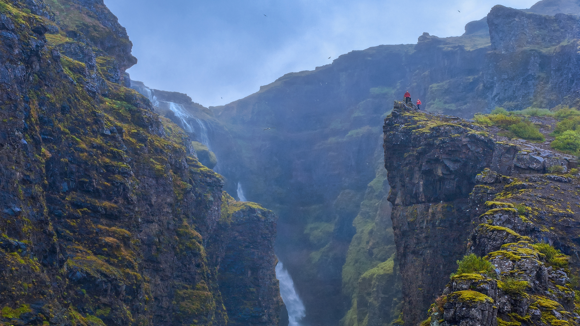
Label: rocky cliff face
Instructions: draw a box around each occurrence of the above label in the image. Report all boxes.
[0,0,282,325]
[384,102,580,326]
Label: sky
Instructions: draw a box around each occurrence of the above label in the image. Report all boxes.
[104,0,540,107]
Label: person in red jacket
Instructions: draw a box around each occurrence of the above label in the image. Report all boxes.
[404,91,411,104]
[417,99,422,110]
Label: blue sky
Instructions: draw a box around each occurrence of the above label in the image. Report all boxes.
[104,0,539,107]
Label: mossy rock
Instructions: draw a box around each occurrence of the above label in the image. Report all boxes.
[192,141,218,169]
[448,290,494,304]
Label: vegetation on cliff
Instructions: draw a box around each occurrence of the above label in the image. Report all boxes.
[0,0,282,325]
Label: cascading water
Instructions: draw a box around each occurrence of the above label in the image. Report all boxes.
[194,118,212,151]
[276,262,306,326]
[143,87,159,107]
[168,102,194,133]
[236,182,247,202]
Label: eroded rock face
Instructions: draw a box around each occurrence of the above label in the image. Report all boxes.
[0,1,282,325]
[384,102,580,326]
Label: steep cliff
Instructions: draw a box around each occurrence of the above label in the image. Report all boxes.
[384,101,580,326]
[0,0,282,325]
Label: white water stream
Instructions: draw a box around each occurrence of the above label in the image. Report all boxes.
[194,118,212,151]
[146,88,159,107]
[276,262,306,326]
[167,102,194,133]
[237,182,247,202]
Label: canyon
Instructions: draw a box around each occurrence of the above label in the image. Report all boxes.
[3,0,580,325]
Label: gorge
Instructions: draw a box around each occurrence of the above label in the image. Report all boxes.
[3,0,580,325]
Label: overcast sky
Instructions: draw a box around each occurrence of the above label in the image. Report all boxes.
[104,0,539,107]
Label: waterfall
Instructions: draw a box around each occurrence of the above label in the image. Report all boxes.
[143,87,159,107]
[237,182,247,202]
[276,262,306,326]
[194,118,212,151]
[168,102,194,133]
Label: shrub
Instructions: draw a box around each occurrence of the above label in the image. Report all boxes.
[570,168,579,175]
[512,107,554,117]
[515,204,527,215]
[474,114,493,126]
[452,254,496,278]
[548,165,565,174]
[553,116,580,135]
[491,107,509,115]
[508,121,545,142]
[488,114,522,128]
[533,243,569,268]
[551,130,580,154]
[499,277,528,295]
[554,107,580,120]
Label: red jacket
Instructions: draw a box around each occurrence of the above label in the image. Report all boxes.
[404,92,411,98]
[417,100,422,105]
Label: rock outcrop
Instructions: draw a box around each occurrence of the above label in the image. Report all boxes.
[384,101,580,326]
[0,0,283,325]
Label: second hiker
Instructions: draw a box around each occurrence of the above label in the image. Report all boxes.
[417,99,422,110]
[404,91,411,104]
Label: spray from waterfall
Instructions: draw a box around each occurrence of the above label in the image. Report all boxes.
[168,102,194,132]
[237,182,247,202]
[276,262,306,326]
[194,118,212,151]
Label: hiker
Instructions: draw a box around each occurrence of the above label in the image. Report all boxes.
[404,91,411,104]
[417,99,422,110]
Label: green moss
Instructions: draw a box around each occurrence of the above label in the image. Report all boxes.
[480,224,529,241]
[485,201,515,208]
[176,221,204,257]
[66,252,123,280]
[497,317,521,326]
[1,304,32,319]
[173,282,216,321]
[192,141,218,169]
[532,243,569,268]
[449,290,494,303]
[45,33,74,46]
[498,277,529,296]
[482,207,518,216]
[451,273,485,281]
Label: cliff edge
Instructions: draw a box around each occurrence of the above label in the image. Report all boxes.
[384,102,580,326]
